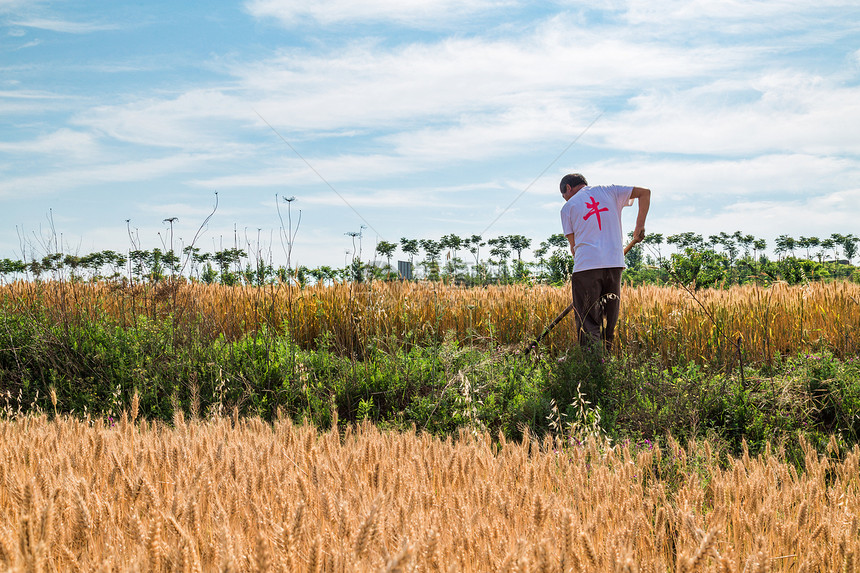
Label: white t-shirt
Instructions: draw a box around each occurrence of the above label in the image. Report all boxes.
[560,184,633,273]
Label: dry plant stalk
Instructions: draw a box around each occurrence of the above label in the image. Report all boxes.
[3,279,859,365]
[0,415,858,571]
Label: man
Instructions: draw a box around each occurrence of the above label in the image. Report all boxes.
[559,173,650,351]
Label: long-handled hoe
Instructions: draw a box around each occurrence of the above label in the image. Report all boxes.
[524,238,640,355]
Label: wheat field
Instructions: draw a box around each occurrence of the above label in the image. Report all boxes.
[2,407,858,572]
[3,279,860,365]
[0,281,860,364]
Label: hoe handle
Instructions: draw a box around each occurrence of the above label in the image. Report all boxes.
[524,238,640,355]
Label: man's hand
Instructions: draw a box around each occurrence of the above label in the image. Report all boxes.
[632,226,646,244]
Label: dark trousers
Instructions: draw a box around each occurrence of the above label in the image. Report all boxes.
[571,267,623,351]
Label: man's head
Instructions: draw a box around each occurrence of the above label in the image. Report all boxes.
[560,173,587,199]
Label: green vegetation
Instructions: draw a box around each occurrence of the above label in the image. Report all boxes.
[2,287,859,464]
[2,230,858,287]
[2,227,859,462]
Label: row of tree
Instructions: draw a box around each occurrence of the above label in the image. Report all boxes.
[626,231,859,287]
[1,231,857,288]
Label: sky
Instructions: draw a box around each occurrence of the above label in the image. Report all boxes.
[2,0,859,270]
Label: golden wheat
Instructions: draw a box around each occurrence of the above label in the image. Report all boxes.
[3,279,859,364]
[0,414,858,571]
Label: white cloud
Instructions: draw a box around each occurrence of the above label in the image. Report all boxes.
[0,89,61,100]
[617,0,860,35]
[587,153,859,198]
[14,39,40,49]
[383,105,590,163]
[134,202,222,220]
[3,1,859,268]
[0,0,37,13]
[191,152,414,189]
[647,188,860,252]
[595,72,860,157]
[65,14,760,168]
[241,25,746,131]
[0,128,98,158]
[73,90,254,150]
[245,0,516,27]
[569,153,860,254]
[0,89,88,118]
[10,18,119,33]
[296,187,450,209]
[0,152,232,198]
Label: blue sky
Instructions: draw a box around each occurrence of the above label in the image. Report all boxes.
[2,0,859,269]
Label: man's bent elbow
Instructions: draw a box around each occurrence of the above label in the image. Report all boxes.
[632,187,651,200]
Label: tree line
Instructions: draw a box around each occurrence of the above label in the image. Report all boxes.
[1,231,857,288]
[626,231,859,287]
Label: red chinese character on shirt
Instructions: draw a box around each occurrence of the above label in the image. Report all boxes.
[583,196,609,230]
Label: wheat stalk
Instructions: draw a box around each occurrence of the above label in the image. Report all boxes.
[0,414,858,570]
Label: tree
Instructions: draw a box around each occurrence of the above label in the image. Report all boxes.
[537,234,573,284]
[40,253,63,276]
[201,262,218,284]
[163,249,180,277]
[774,234,796,260]
[642,232,665,266]
[732,231,752,259]
[400,238,419,266]
[506,235,532,282]
[716,232,738,263]
[464,235,485,271]
[0,258,26,280]
[625,232,644,270]
[751,238,767,278]
[419,239,442,280]
[707,234,722,250]
[487,236,511,282]
[320,266,336,285]
[99,250,126,278]
[507,235,532,261]
[798,236,820,260]
[60,254,83,280]
[146,248,166,282]
[830,233,846,248]
[375,240,398,277]
[440,234,463,260]
[349,258,364,283]
[249,256,273,285]
[78,252,101,279]
[129,250,148,281]
[820,238,837,262]
[440,234,466,281]
[213,248,246,285]
[670,248,730,289]
[667,232,704,251]
[539,236,573,285]
[842,234,859,263]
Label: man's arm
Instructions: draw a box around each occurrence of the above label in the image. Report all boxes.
[629,187,651,242]
[565,233,576,257]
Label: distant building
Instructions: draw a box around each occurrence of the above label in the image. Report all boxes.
[397,260,413,280]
